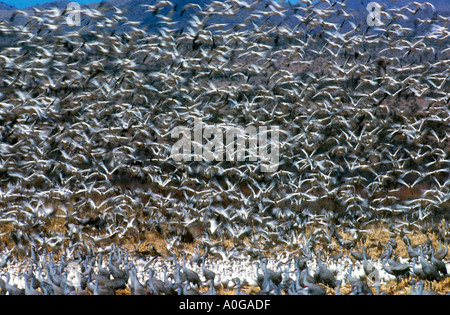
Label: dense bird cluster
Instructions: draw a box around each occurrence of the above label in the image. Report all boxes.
[0,233,449,295]
[0,0,449,295]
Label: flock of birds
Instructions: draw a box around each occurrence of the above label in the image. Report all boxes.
[0,0,449,295]
[0,233,449,295]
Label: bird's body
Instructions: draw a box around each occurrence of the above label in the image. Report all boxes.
[382,258,410,281]
[182,252,202,288]
[302,268,326,295]
[420,246,440,281]
[314,250,336,288]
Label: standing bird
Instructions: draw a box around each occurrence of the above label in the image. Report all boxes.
[420,245,440,282]
[412,258,427,280]
[147,268,169,295]
[108,254,129,282]
[0,252,10,268]
[201,258,216,283]
[97,253,111,279]
[302,267,326,295]
[189,245,203,267]
[182,252,202,288]
[23,275,43,295]
[382,257,410,283]
[350,245,365,261]
[403,236,420,259]
[347,264,373,295]
[314,250,336,288]
[435,240,448,260]
[362,246,375,279]
[129,268,150,295]
[431,249,447,276]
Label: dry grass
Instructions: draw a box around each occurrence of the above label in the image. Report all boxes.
[1,217,446,260]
